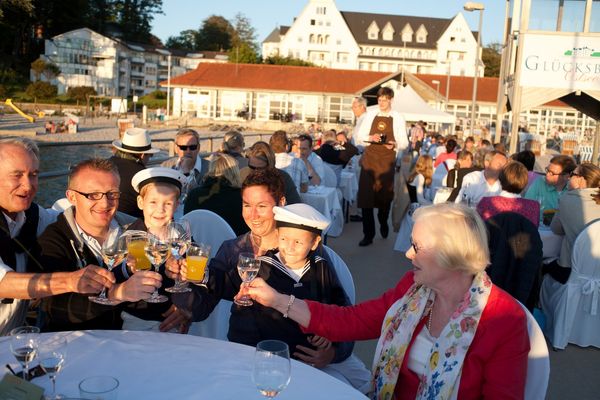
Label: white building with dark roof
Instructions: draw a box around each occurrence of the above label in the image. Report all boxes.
[262,0,482,77]
[37,28,228,97]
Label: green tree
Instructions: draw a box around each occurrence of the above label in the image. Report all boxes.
[165,29,198,51]
[196,15,235,51]
[25,81,57,103]
[263,55,315,67]
[228,42,259,64]
[67,86,96,103]
[113,0,164,43]
[231,13,257,52]
[30,59,46,81]
[482,42,502,77]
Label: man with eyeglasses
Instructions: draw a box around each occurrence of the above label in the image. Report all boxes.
[36,159,162,331]
[161,128,209,192]
[524,155,576,220]
[0,139,122,335]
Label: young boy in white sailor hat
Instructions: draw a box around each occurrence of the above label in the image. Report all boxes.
[239,203,354,375]
[120,167,190,332]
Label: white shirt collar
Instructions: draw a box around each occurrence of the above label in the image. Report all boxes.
[74,219,119,263]
[499,190,521,199]
[3,211,25,238]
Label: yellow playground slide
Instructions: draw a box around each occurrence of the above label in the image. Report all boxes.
[5,98,35,123]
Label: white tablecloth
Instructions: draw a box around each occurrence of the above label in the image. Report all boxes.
[0,330,367,399]
[339,171,358,204]
[301,186,344,237]
[539,226,563,262]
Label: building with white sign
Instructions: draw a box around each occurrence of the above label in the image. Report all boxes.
[262,0,483,77]
[496,0,600,158]
[36,28,228,97]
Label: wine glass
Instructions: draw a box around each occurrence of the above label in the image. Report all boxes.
[185,242,211,287]
[252,340,291,399]
[165,220,192,293]
[144,233,170,303]
[90,226,127,305]
[39,335,67,400]
[234,252,261,306]
[9,326,40,381]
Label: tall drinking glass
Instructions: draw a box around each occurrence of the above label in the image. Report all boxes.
[125,231,151,271]
[234,252,261,306]
[185,242,211,286]
[9,326,40,381]
[252,340,291,399]
[144,233,169,303]
[90,226,127,305]
[165,219,192,293]
[39,335,67,400]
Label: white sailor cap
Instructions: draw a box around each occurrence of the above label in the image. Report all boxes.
[131,167,187,193]
[273,203,330,234]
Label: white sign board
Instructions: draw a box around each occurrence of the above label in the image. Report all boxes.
[520,33,600,91]
[111,98,128,114]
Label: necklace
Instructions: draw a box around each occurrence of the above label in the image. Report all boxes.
[427,300,435,332]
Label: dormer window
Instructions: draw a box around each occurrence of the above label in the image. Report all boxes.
[382,22,395,41]
[367,21,380,40]
[416,24,428,43]
[401,23,413,43]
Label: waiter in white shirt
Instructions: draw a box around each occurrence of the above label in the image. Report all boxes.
[354,87,408,247]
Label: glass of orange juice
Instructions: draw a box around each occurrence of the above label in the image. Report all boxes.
[125,231,151,271]
[186,242,211,286]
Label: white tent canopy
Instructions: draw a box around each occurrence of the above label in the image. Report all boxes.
[368,84,456,124]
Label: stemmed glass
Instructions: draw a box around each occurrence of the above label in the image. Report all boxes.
[252,340,291,399]
[144,233,170,303]
[186,242,211,287]
[90,226,127,305]
[38,335,67,400]
[234,252,261,306]
[165,219,192,293]
[9,326,40,381]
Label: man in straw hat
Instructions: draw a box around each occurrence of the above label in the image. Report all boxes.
[111,127,160,218]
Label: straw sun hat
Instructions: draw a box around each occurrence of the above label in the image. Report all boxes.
[112,127,160,154]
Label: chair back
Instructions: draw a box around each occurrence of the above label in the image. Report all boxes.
[322,245,355,304]
[322,164,339,188]
[485,212,543,308]
[520,302,550,400]
[571,220,600,278]
[52,198,71,212]
[182,209,237,340]
[431,159,455,194]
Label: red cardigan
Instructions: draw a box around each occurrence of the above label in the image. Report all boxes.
[305,272,529,400]
[477,196,540,227]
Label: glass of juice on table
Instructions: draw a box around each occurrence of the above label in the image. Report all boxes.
[126,231,151,271]
[186,242,211,286]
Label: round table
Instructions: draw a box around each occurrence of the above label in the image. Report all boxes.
[0,330,367,399]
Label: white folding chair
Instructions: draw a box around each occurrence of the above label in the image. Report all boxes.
[519,303,550,400]
[321,246,371,393]
[540,220,600,349]
[322,164,339,188]
[431,159,456,197]
[182,210,237,340]
[51,198,72,212]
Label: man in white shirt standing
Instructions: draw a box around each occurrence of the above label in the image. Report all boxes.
[455,150,508,206]
[296,134,325,187]
[351,97,367,148]
[162,128,210,192]
[0,139,117,335]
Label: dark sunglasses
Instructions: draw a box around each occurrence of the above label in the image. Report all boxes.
[570,171,581,178]
[70,189,121,201]
[177,144,198,151]
[248,164,266,170]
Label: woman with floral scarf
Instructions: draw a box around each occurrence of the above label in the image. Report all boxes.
[240,203,530,399]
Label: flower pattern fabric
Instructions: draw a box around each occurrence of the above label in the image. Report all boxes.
[370,272,492,400]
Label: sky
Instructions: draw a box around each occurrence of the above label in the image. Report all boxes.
[151,0,507,48]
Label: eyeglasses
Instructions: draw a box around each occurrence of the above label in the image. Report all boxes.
[570,171,582,178]
[70,189,121,201]
[410,238,424,254]
[545,167,566,177]
[176,144,198,151]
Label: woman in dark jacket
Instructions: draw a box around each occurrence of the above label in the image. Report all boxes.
[184,153,248,235]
